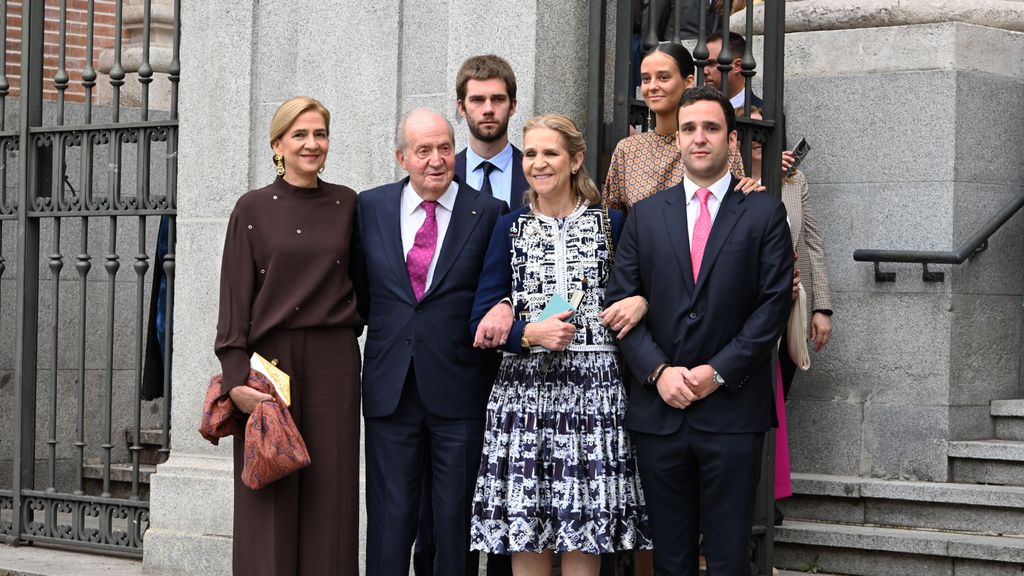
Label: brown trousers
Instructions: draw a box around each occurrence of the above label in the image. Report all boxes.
[232,327,361,576]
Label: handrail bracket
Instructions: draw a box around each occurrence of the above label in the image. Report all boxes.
[874,262,896,283]
[922,263,945,283]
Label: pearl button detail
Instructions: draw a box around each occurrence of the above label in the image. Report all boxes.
[273,195,278,200]
[247,225,253,229]
[296,229,302,234]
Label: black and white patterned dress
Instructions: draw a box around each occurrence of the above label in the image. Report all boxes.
[469,204,652,555]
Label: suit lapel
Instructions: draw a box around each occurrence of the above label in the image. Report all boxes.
[455,149,468,183]
[377,179,417,303]
[662,185,696,290]
[421,179,482,300]
[510,146,527,210]
[693,176,747,298]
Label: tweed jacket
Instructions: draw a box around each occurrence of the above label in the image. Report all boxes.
[781,170,832,327]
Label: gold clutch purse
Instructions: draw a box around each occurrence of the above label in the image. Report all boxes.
[249,352,292,406]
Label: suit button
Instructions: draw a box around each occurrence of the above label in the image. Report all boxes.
[404,337,411,345]
[688,312,697,319]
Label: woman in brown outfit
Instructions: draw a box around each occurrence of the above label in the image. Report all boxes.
[215,96,363,575]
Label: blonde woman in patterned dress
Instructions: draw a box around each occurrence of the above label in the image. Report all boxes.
[469,114,653,576]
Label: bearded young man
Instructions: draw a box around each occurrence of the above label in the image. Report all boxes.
[454,54,528,211]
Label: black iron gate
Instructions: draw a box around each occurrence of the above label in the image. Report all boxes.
[586,1,786,574]
[0,0,179,557]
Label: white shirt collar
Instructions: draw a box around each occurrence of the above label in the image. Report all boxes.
[683,170,732,205]
[466,142,513,174]
[402,179,459,215]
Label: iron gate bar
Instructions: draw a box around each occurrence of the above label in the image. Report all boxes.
[13,0,46,546]
[161,0,181,465]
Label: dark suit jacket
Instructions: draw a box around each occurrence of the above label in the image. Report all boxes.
[643,0,718,42]
[605,175,793,436]
[455,145,528,210]
[354,177,509,420]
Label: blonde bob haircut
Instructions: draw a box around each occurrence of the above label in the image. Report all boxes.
[523,114,601,209]
[269,96,331,149]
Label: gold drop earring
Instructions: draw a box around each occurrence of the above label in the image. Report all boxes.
[647,107,653,132]
[274,154,285,176]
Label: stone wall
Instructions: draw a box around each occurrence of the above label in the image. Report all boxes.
[762,13,1024,481]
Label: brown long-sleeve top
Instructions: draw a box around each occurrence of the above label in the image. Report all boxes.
[214,176,362,391]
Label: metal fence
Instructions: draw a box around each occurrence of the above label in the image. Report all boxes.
[0,0,179,557]
[586,0,786,574]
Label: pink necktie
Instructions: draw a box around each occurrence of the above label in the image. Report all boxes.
[690,188,712,283]
[407,200,438,300]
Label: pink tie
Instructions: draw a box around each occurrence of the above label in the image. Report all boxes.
[690,188,712,283]
[407,200,438,300]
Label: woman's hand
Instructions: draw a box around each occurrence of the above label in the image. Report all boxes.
[599,295,648,339]
[229,386,275,414]
[810,312,833,352]
[524,310,576,351]
[781,150,795,174]
[736,176,766,195]
[473,301,513,348]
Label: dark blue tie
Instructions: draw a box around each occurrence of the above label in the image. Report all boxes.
[479,161,495,197]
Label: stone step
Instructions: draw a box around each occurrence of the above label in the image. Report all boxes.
[122,428,170,465]
[992,400,1024,441]
[124,427,168,447]
[776,520,1024,576]
[782,473,1024,536]
[991,400,1024,417]
[81,462,155,499]
[949,440,1024,486]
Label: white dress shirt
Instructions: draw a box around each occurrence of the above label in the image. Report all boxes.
[465,142,514,204]
[682,170,732,243]
[401,180,458,292]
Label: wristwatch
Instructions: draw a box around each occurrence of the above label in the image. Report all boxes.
[520,332,531,349]
[712,368,726,387]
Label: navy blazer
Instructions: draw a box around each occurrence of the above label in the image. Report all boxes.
[354,177,509,419]
[455,145,528,210]
[605,176,793,436]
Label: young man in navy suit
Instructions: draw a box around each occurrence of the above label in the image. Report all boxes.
[454,54,528,211]
[355,109,508,576]
[605,86,793,575]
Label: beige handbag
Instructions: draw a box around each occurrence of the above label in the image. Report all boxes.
[787,283,811,371]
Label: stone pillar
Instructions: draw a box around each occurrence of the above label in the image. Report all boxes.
[734,0,1024,482]
[143,2,590,574]
[142,2,258,574]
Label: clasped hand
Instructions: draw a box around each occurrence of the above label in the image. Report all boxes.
[656,364,719,410]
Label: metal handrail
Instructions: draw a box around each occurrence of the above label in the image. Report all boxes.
[854,188,1024,282]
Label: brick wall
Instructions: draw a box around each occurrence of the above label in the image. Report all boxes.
[5,0,122,103]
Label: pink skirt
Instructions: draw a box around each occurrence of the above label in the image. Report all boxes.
[774,360,792,500]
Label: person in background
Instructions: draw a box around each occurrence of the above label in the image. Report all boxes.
[604,42,749,215]
[737,105,834,527]
[214,96,363,575]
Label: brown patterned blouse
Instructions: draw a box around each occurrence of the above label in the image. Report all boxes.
[602,130,746,213]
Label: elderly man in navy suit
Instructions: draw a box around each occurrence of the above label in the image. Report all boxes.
[605,86,793,575]
[355,108,508,576]
[413,55,526,576]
